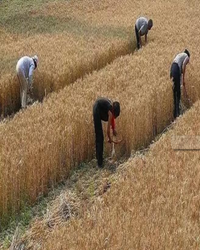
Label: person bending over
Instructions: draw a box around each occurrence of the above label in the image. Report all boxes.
[135,17,153,50]
[93,98,120,168]
[170,49,190,119]
[16,55,38,109]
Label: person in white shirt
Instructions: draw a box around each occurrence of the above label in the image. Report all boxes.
[135,17,153,49]
[16,55,38,108]
[170,49,190,118]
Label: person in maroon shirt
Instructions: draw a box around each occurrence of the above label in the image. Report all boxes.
[93,98,120,168]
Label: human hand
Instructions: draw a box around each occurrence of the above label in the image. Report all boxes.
[112,139,123,144]
[107,138,112,144]
[28,86,33,96]
[113,130,117,136]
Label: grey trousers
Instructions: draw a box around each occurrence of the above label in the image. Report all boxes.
[17,70,28,109]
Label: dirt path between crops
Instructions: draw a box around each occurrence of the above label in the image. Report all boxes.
[4,157,128,249]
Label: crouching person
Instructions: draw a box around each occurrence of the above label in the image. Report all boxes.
[16,55,38,109]
[135,17,153,50]
[93,97,120,168]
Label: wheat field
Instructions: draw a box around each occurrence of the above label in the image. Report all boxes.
[43,99,200,250]
[0,46,173,226]
[0,0,200,243]
[0,0,133,116]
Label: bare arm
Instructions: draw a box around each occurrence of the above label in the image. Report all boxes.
[139,31,142,48]
[182,58,189,97]
[182,65,186,88]
[107,111,113,143]
[28,64,35,89]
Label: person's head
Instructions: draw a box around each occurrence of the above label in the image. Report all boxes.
[112,101,120,118]
[184,49,190,58]
[148,19,153,30]
[32,55,38,69]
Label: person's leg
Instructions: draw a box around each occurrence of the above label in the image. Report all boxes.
[174,67,181,117]
[93,105,104,167]
[17,74,23,107]
[170,63,180,119]
[173,86,177,118]
[17,71,28,109]
[22,82,28,109]
[135,25,140,49]
[176,80,181,117]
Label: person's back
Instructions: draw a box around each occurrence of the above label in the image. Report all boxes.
[16,56,35,78]
[136,17,148,36]
[95,98,112,122]
[173,53,189,73]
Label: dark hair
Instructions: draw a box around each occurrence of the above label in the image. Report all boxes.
[148,19,153,29]
[33,59,37,69]
[113,101,120,118]
[184,49,190,58]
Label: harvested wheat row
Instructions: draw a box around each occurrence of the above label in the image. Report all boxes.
[42,100,200,250]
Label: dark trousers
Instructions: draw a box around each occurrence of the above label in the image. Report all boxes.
[93,104,104,167]
[170,63,181,118]
[135,25,140,49]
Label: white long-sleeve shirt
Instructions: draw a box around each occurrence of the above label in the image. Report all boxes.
[16,56,35,84]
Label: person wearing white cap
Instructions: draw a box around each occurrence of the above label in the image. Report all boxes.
[16,55,38,108]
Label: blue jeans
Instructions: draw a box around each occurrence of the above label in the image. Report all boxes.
[135,25,140,49]
[170,63,181,118]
